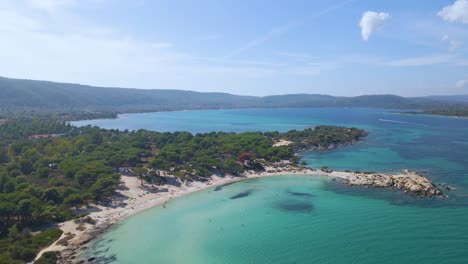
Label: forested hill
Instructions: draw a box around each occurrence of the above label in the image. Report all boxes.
[0,76,258,112]
[0,76,466,115]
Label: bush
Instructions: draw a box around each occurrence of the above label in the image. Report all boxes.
[0,228,63,263]
[19,248,36,262]
[35,251,59,264]
[0,253,19,264]
[64,194,83,206]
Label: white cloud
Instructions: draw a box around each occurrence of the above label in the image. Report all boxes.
[449,41,461,51]
[0,5,319,90]
[0,5,185,87]
[359,11,390,41]
[0,10,40,32]
[438,0,468,24]
[442,34,462,51]
[386,55,454,67]
[2,1,465,95]
[26,0,77,13]
[456,79,468,88]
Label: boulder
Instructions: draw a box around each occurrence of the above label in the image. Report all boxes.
[409,184,422,193]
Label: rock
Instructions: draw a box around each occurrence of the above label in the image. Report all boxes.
[409,184,422,193]
[340,170,444,198]
[84,216,97,225]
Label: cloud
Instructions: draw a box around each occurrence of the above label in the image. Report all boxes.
[359,11,390,41]
[224,21,301,59]
[456,79,468,88]
[26,0,77,13]
[0,4,324,91]
[438,0,468,24]
[0,4,184,86]
[386,55,454,67]
[0,10,40,32]
[224,0,355,58]
[442,34,462,51]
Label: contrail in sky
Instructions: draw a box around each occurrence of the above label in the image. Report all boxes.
[224,0,356,59]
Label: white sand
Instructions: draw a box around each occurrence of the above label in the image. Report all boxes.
[34,167,425,261]
[273,139,293,147]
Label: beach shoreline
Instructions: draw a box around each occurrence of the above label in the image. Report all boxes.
[35,166,443,263]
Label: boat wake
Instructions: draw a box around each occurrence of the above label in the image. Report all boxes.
[378,119,427,126]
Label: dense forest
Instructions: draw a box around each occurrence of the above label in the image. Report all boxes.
[0,118,367,263]
[2,76,467,118]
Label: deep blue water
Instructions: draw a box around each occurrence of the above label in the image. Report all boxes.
[73,107,468,202]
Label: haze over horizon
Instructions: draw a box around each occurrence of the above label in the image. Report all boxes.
[1,0,468,96]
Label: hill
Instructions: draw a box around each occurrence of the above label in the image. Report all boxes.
[420,95,468,103]
[0,76,466,118]
[0,76,258,112]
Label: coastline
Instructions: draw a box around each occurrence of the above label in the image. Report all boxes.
[36,167,318,262]
[68,108,468,125]
[35,166,443,263]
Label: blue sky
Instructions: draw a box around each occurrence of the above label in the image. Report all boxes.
[1,0,468,96]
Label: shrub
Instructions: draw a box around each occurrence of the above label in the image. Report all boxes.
[35,251,59,264]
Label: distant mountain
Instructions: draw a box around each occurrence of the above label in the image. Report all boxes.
[0,76,259,112]
[0,76,465,115]
[420,95,468,103]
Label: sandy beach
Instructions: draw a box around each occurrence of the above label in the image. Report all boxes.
[35,166,442,263]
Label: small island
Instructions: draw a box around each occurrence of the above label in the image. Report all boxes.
[0,119,443,263]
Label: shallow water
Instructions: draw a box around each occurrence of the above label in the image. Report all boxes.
[75,108,468,263]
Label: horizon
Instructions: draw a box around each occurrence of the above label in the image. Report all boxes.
[1,1,468,96]
[2,75,468,98]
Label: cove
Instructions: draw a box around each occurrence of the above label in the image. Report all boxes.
[80,176,468,263]
[74,108,468,263]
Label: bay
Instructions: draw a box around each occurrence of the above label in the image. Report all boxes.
[74,108,468,263]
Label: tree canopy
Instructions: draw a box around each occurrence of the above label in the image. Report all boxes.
[0,118,367,263]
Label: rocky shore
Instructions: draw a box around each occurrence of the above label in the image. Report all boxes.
[328,169,444,197]
[265,163,444,198]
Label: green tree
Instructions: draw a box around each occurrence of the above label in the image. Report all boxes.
[36,167,52,178]
[42,188,62,204]
[134,166,147,185]
[3,181,15,193]
[19,159,34,175]
[7,225,21,242]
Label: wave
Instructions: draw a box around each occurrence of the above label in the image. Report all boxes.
[378,119,427,126]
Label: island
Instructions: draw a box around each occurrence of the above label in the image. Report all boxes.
[0,118,444,263]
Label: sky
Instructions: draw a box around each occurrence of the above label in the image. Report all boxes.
[1,0,468,96]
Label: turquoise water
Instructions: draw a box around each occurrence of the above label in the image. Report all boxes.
[75,108,468,263]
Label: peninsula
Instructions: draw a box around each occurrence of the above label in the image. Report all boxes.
[0,118,443,263]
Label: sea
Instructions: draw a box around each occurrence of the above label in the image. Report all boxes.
[73,108,468,263]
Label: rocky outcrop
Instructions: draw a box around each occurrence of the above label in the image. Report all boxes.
[261,163,444,198]
[340,170,444,197]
